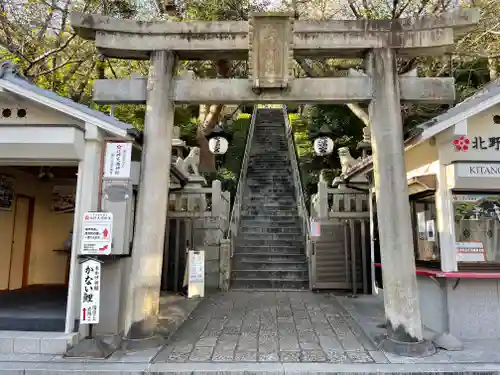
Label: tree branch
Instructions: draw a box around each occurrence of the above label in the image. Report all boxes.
[295,57,369,125]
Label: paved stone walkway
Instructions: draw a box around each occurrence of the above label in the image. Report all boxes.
[153,291,380,363]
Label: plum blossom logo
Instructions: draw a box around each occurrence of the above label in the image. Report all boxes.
[453,136,470,152]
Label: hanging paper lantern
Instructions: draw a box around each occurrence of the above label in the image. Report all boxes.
[313,136,334,156]
[206,120,233,155]
[208,136,229,155]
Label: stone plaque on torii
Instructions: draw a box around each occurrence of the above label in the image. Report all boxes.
[70,10,478,354]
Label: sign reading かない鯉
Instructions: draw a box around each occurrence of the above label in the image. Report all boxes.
[80,258,101,324]
[456,163,500,178]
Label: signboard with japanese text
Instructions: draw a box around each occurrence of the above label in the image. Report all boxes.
[310,220,320,238]
[103,142,133,180]
[456,241,486,262]
[456,163,500,178]
[80,259,101,324]
[188,250,205,298]
[453,136,500,153]
[80,212,113,255]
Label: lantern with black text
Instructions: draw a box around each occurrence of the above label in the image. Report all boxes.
[312,125,334,156]
[206,120,233,155]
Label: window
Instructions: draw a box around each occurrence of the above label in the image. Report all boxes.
[410,194,440,263]
[453,193,500,263]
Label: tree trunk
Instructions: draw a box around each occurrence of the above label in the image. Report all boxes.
[196,60,230,173]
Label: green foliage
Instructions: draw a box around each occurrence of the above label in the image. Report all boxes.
[216,114,251,195]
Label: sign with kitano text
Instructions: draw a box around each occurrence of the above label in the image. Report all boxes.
[80,259,101,324]
[80,212,113,255]
[456,163,500,178]
[103,142,133,179]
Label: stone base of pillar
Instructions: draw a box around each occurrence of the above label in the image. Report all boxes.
[381,336,436,357]
[121,335,165,351]
[381,322,436,357]
[64,337,116,359]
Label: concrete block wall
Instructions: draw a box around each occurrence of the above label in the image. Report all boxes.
[0,331,79,354]
[418,276,500,340]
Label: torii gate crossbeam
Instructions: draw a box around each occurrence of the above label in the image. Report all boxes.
[69,9,479,356]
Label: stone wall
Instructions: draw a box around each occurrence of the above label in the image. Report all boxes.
[192,217,225,291]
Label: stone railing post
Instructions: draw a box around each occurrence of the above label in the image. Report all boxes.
[211,180,222,217]
[222,191,230,230]
[318,180,328,219]
[219,238,231,291]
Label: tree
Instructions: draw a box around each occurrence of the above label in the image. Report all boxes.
[174,0,270,173]
[0,0,143,103]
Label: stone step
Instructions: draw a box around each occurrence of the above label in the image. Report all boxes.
[246,171,292,175]
[239,220,302,228]
[232,269,308,280]
[242,209,299,216]
[232,259,308,271]
[240,226,302,234]
[232,252,307,263]
[238,233,304,242]
[234,244,305,253]
[241,203,298,210]
[0,331,79,354]
[242,202,297,208]
[242,195,295,199]
[239,216,302,224]
[231,278,309,290]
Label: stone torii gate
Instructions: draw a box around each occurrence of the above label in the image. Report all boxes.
[71,10,478,354]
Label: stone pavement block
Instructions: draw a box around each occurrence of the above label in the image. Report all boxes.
[345,350,374,363]
[189,347,213,361]
[14,336,40,354]
[259,352,279,361]
[19,360,149,375]
[279,351,300,362]
[0,337,14,353]
[300,350,326,362]
[39,337,72,355]
[324,350,350,363]
[234,351,257,361]
[0,353,56,362]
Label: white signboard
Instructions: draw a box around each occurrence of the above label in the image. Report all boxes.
[103,142,133,179]
[80,212,113,255]
[310,220,321,237]
[189,251,205,283]
[80,259,101,324]
[188,250,205,298]
[456,163,500,178]
[456,241,486,262]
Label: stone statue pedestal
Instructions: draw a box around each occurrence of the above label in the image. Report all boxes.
[185,176,207,212]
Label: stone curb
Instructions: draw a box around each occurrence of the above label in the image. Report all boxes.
[3,361,500,374]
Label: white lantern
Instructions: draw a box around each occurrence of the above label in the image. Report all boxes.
[313,136,334,156]
[208,136,229,155]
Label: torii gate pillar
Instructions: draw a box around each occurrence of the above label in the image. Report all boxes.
[123,51,176,343]
[366,49,432,356]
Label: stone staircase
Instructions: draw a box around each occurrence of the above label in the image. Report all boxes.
[231,108,309,290]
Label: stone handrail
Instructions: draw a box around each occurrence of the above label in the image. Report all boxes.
[311,180,369,219]
[168,180,230,225]
[282,106,311,257]
[226,105,259,256]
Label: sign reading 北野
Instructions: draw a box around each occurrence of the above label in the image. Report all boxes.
[103,142,133,179]
[80,212,113,255]
[453,136,500,152]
